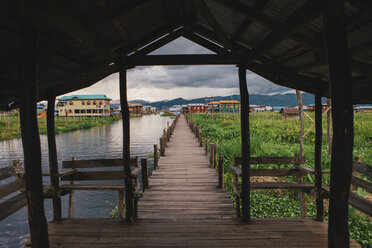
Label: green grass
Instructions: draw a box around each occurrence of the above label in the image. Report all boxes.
[188,112,372,247]
[0,113,120,140]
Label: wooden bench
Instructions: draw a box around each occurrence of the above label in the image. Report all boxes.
[322,159,372,217]
[232,155,312,218]
[60,157,143,218]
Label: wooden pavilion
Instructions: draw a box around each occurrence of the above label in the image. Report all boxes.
[1,0,372,247]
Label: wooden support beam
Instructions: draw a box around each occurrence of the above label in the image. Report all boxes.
[131,54,237,66]
[46,94,62,221]
[18,1,49,246]
[118,57,134,221]
[193,0,234,52]
[231,0,270,42]
[242,0,321,63]
[323,1,354,247]
[238,65,250,222]
[314,92,324,221]
[182,31,227,54]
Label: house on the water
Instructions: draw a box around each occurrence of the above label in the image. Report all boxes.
[219,100,240,113]
[57,95,111,117]
[128,103,143,114]
[188,103,206,113]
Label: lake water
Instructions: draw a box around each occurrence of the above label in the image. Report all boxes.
[0,115,173,248]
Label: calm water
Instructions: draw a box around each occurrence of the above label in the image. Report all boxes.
[0,115,172,248]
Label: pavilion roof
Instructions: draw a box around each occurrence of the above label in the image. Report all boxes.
[1,0,372,109]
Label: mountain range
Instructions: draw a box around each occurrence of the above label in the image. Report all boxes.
[124,93,327,109]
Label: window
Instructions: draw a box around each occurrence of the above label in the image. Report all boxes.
[93,101,96,105]
[87,110,92,114]
[74,110,79,114]
[98,109,103,113]
[69,109,72,113]
[87,101,91,105]
[81,110,86,114]
[220,104,224,108]
[69,101,73,105]
[226,104,230,108]
[93,109,98,113]
[99,101,103,105]
[82,101,85,105]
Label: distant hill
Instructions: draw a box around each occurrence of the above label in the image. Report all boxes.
[125,93,327,109]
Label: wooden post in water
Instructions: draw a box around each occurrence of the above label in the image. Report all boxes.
[323,1,354,246]
[314,92,324,221]
[47,94,62,221]
[118,56,134,221]
[218,156,224,189]
[238,65,251,222]
[141,158,149,191]
[154,144,158,170]
[18,1,50,245]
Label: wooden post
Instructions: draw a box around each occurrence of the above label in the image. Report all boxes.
[214,143,218,168]
[296,90,305,157]
[160,137,165,156]
[327,98,332,155]
[47,95,62,221]
[141,158,149,191]
[154,144,158,170]
[315,92,324,221]
[68,157,75,218]
[209,144,214,168]
[199,132,203,147]
[205,140,209,155]
[323,1,354,246]
[18,1,49,246]
[167,127,170,141]
[238,65,250,222]
[118,190,124,218]
[218,155,224,188]
[118,56,134,221]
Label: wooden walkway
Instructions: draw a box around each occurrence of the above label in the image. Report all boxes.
[44,115,360,247]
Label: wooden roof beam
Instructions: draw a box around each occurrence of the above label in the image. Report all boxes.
[241,0,321,63]
[231,0,270,42]
[37,0,112,58]
[130,28,186,58]
[182,30,227,55]
[130,54,237,66]
[193,0,235,52]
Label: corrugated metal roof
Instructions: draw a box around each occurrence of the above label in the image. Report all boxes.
[57,95,112,101]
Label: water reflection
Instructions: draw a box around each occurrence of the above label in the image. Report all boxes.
[0,115,172,247]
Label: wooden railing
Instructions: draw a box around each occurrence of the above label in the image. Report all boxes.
[185,115,372,218]
[159,115,179,157]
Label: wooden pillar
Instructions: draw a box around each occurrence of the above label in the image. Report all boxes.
[47,95,62,221]
[327,98,332,155]
[323,1,354,246]
[296,90,305,157]
[218,155,224,189]
[118,57,134,221]
[141,158,149,191]
[18,1,49,246]
[314,92,324,221]
[153,144,158,170]
[238,65,250,222]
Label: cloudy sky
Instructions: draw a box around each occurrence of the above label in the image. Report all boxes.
[67,37,293,102]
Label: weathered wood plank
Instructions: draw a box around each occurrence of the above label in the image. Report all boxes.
[62,158,137,168]
[0,192,27,221]
[60,184,125,191]
[60,171,125,181]
[0,177,24,198]
[353,161,372,177]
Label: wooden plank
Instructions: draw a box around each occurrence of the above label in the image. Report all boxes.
[250,182,313,190]
[349,192,372,217]
[18,1,49,246]
[0,192,27,221]
[238,66,250,222]
[60,184,125,191]
[60,171,125,181]
[353,161,372,177]
[62,158,137,168]
[351,176,372,193]
[0,165,15,180]
[323,0,354,246]
[234,156,306,165]
[47,94,62,221]
[131,54,237,66]
[0,177,24,198]
[231,167,307,177]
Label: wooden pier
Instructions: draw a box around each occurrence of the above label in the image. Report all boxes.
[42,115,359,247]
